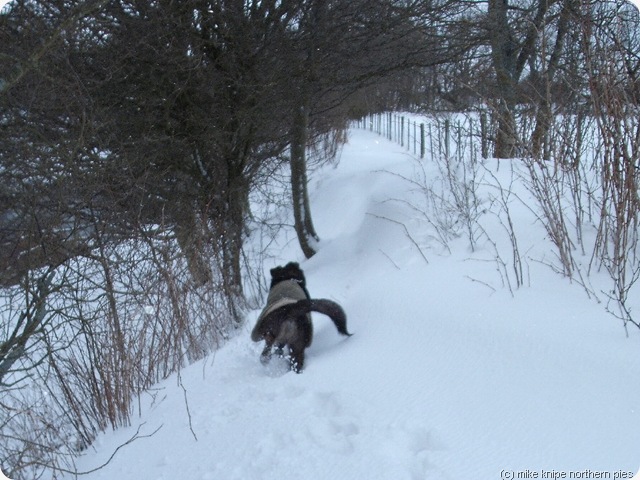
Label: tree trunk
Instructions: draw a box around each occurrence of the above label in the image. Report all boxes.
[531,0,573,159]
[488,0,554,158]
[174,207,212,287]
[493,100,518,158]
[291,102,319,259]
[488,0,519,158]
[216,170,248,324]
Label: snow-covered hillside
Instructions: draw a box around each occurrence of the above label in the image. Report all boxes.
[68,128,640,480]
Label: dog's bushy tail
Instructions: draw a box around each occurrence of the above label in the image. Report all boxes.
[289,299,352,337]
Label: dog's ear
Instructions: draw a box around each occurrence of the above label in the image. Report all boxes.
[283,262,305,284]
[271,262,306,283]
[270,265,287,281]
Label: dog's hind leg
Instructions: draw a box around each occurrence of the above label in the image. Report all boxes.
[260,333,276,365]
[289,346,305,373]
[274,343,285,357]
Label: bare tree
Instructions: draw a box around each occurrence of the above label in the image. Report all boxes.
[485,0,584,158]
[1,1,294,476]
[287,0,455,257]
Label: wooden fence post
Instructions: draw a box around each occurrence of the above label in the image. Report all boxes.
[457,120,462,163]
[480,112,488,159]
[413,122,417,155]
[444,119,450,159]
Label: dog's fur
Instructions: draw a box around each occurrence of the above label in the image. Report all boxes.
[251,262,351,373]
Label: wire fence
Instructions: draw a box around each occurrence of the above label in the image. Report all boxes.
[355,112,492,162]
[354,110,618,170]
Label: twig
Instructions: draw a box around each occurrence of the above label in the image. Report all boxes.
[36,422,163,476]
[378,249,401,270]
[367,213,429,264]
[178,371,198,442]
[464,275,497,295]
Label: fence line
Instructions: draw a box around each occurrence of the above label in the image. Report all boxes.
[355,112,490,162]
[355,111,609,168]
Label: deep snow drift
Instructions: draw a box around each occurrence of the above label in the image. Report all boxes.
[68,128,639,480]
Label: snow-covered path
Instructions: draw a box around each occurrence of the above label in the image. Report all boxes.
[70,129,640,480]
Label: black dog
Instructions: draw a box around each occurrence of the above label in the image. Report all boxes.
[251,262,351,373]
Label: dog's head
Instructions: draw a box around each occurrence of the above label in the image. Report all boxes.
[270,262,306,288]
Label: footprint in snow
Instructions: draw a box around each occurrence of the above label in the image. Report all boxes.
[304,391,361,455]
[379,422,444,480]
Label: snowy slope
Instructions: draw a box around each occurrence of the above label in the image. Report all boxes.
[69,128,640,480]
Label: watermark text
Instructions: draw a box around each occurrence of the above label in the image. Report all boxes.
[500,469,636,480]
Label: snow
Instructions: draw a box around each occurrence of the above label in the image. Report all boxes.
[67,128,640,480]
